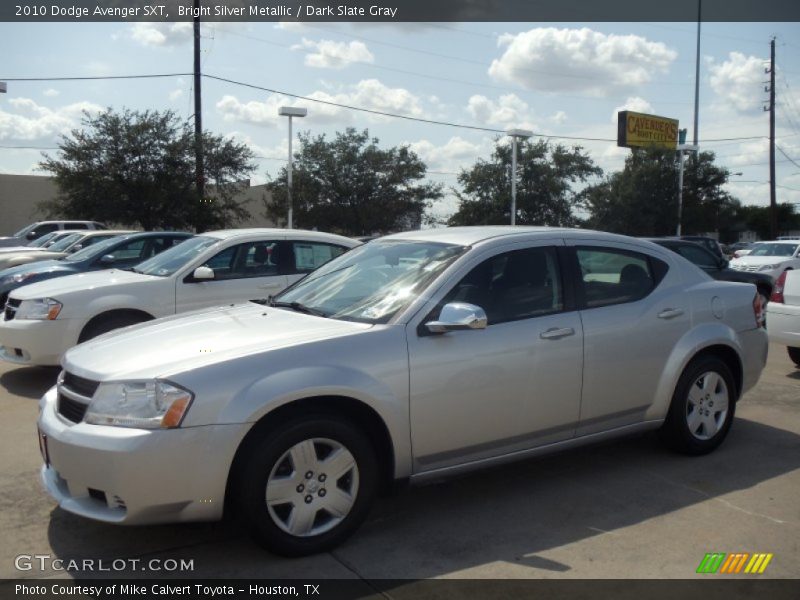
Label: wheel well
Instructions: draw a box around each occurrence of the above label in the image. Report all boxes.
[690,344,743,400]
[225,396,396,511]
[78,309,154,342]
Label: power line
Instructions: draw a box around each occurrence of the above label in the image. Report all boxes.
[776,145,800,169]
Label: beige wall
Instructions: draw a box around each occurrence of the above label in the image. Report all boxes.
[0,174,275,235]
[0,174,54,235]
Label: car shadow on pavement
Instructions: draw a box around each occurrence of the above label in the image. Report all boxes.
[0,366,59,399]
[42,417,800,579]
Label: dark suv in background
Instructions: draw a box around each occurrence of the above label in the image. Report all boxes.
[646,238,773,306]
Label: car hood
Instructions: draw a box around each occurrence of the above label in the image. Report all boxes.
[64,303,372,381]
[0,245,40,254]
[731,255,794,266]
[11,268,159,300]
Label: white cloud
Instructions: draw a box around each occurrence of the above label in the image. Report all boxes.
[168,89,184,102]
[216,79,424,127]
[466,94,536,130]
[550,111,568,125]
[489,27,676,96]
[405,136,485,172]
[131,22,193,47]
[43,89,60,98]
[0,98,103,142]
[292,38,374,69]
[611,96,654,122]
[709,52,765,113]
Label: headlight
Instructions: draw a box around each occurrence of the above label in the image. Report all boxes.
[11,272,36,284]
[758,264,779,271]
[85,380,194,429]
[15,298,62,320]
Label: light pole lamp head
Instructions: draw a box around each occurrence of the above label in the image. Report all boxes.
[278,106,307,118]
[506,128,533,139]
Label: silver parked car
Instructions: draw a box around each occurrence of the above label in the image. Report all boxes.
[37,227,767,556]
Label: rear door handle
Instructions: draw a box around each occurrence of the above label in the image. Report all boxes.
[658,308,684,319]
[540,327,575,340]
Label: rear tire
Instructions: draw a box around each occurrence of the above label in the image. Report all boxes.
[660,356,736,455]
[788,347,800,367]
[233,416,379,557]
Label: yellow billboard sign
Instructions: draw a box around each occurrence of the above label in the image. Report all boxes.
[617,111,679,150]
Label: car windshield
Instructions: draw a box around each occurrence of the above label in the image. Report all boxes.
[46,233,83,252]
[748,243,798,257]
[133,236,219,277]
[12,224,38,238]
[272,240,467,324]
[28,232,60,247]
[62,236,121,262]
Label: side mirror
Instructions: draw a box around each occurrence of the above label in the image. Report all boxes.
[192,266,215,281]
[719,258,729,269]
[68,244,83,253]
[99,254,116,265]
[426,302,488,334]
[26,231,38,240]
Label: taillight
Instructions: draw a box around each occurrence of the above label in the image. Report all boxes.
[753,293,765,328]
[771,271,786,304]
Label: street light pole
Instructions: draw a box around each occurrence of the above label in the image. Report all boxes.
[506,128,533,226]
[278,106,307,229]
[676,143,699,236]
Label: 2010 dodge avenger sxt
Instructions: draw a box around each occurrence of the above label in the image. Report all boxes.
[36,227,768,556]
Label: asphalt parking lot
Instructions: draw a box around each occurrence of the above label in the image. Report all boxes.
[0,344,798,581]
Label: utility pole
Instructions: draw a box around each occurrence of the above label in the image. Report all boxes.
[768,37,777,239]
[193,0,205,232]
[693,0,702,147]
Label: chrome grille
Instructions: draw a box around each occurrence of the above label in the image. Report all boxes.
[56,370,99,424]
[4,298,20,321]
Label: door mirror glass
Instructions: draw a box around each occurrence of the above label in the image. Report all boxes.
[26,231,38,240]
[426,302,487,334]
[99,254,116,265]
[193,266,215,280]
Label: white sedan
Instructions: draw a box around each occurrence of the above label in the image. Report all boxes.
[35,227,767,556]
[0,228,357,366]
[729,240,800,280]
[766,269,800,366]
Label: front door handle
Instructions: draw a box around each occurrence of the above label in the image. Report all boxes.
[658,308,685,319]
[540,327,575,340]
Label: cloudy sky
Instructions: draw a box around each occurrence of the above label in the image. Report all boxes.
[1,20,799,222]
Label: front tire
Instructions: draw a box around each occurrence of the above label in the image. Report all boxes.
[234,416,379,557]
[788,347,800,367]
[660,356,736,455]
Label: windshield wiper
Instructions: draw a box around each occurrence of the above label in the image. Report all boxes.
[268,299,328,318]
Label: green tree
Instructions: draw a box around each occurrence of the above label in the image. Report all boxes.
[735,203,800,239]
[448,138,601,226]
[40,108,256,231]
[581,147,739,237]
[265,128,442,236]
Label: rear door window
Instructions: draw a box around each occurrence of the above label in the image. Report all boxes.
[576,247,662,308]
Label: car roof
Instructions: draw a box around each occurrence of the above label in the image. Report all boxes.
[202,228,359,246]
[753,240,800,245]
[382,226,640,247]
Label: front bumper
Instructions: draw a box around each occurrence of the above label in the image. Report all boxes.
[0,317,82,366]
[37,386,248,525]
[766,303,800,348]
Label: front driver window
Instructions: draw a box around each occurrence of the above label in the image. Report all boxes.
[442,246,563,325]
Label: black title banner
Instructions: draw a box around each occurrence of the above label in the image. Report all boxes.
[4,0,800,22]
[3,579,800,600]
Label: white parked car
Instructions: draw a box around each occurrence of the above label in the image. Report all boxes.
[1,229,357,366]
[35,227,767,556]
[766,269,800,366]
[728,240,800,280]
[0,230,132,271]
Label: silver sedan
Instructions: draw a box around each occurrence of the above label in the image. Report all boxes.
[37,227,768,556]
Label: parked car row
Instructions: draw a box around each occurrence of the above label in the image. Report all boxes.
[0,220,106,248]
[14,227,768,556]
